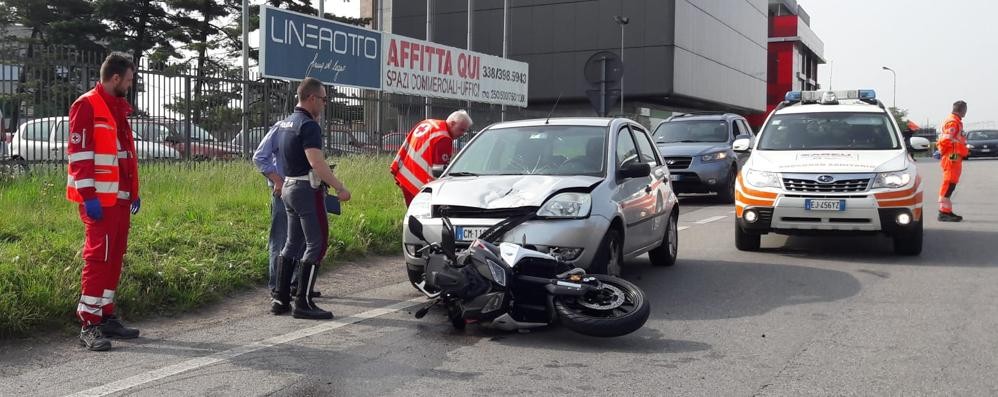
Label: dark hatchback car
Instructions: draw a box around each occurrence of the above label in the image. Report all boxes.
[966,130,998,158]
[653,113,754,203]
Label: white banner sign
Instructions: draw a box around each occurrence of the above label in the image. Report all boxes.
[381,33,529,107]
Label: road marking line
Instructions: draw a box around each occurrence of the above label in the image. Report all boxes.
[695,215,727,224]
[66,297,425,397]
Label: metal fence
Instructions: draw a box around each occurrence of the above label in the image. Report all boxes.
[0,44,540,174]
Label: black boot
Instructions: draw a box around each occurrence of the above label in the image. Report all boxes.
[271,255,296,315]
[80,325,112,351]
[938,211,963,222]
[99,315,140,339]
[293,261,333,320]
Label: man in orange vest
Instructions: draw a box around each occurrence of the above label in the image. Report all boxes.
[67,52,142,351]
[937,100,969,222]
[390,110,473,205]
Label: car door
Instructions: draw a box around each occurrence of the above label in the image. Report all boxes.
[612,125,654,254]
[630,125,670,250]
[50,120,71,162]
[15,119,54,161]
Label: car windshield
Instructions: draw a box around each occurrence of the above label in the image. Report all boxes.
[758,112,900,150]
[653,120,729,143]
[447,125,607,176]
[174,122,217,142]
[968,130,998,140]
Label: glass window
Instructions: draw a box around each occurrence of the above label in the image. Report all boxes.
[740,120,755,137]
[631,126,661,165]
[967,130,998,140]
[23,120,52,141]
[758,112,900,151]
[447,125,606,176]
[653,120,729,143]
[616,127,639,169]
[53,121,70,142]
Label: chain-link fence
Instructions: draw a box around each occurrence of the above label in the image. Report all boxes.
[0,44,540,176]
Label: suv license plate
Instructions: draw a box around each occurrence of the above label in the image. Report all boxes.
[805,199,845,211]
[455,226,488,241]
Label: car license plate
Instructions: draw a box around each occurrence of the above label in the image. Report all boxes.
[455,226,489,241]
[805,199,845,211]
[982,148,991,152]
[670,174,682,181]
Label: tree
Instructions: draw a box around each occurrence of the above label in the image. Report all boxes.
[889,107,913,131]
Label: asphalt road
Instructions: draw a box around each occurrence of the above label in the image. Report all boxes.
[3,159,998,396]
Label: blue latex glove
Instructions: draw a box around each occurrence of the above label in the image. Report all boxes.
[130,197,141,215]
[83,198,103,221]
[932,151,941,160]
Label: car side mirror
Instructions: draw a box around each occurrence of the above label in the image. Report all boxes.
[618,162,651,179]
[909,136,931,151]
[431,164,446,178]
[733,137,752,152]
[408,216,426,242]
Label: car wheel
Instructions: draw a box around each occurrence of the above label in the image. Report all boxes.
[716,168,736,204]
[591,228,624,277]
[893,218,923,256]
[648,210,678,267]
[735,223,761,251]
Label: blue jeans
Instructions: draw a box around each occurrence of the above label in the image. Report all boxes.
[267,184,303,290]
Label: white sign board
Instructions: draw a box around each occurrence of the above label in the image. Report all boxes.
[381,33,529,107]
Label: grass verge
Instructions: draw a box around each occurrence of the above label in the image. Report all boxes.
[0,155,406,337]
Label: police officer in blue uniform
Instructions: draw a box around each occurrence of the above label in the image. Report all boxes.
[272,77,351,319]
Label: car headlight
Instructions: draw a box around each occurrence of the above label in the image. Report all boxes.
[537,192,592,218]
[873,170,914,189]
[700,151,729,162]
[745,169,781,189]
[967,144,975,149]
[407,192,433,219]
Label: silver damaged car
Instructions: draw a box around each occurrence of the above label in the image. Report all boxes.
[403,117,680,283]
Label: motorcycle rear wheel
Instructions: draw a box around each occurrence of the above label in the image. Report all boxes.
[554,275,650,337]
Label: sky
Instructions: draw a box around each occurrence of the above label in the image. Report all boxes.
[798,0,998,129]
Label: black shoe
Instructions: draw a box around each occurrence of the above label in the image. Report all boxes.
[80,325,112,351]
[100,315,140,339]
[938,211,963,222]
[293,261,334,320]
[272,256,297,315]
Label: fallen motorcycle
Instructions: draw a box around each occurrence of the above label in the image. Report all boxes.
[407,216,649,337]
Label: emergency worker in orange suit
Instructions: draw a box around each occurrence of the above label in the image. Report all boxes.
[66,52,143,351]
[390,110,473,205]
[937,100,969,222]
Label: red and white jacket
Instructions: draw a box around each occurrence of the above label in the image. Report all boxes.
[66,83,139,206]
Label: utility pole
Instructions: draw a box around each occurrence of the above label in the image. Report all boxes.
[241,0,250,157]
[500,0,509,121]
[425,0,433,119]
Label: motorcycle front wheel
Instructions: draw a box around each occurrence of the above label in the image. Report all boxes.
[554,275,650,337]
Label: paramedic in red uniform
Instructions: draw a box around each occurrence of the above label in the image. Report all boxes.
[390,110,473,205]
[66,52,142,351]
[937,100,969,222]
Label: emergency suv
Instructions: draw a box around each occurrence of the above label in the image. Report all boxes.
[733,90,932,255]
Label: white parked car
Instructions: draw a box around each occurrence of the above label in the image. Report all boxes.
[11,116,180,162]
[733,90,931,255]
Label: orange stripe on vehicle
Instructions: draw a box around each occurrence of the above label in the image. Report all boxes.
[736,175,778,199]
[913,207,923,221]
[878,192,923,207]
[874,176,922,200]
[735,190,775,207]
[735,205,744,217]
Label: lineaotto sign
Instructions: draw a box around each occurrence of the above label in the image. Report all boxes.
[381,33,529,107]
[259,5,382,90]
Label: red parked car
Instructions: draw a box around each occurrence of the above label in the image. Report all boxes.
[130,118,241,160]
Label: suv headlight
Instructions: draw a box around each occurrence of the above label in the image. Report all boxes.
[873,170,914,189]
[967,144,975,149]
[745,169,781,189]
[537,192,592,218]
[408,192,433,219]
[700,151,729,162]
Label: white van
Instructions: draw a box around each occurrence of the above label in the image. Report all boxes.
[733,90,931,255]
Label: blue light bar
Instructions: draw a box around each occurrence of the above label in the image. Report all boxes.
[858,89,876,100]
[785,91,802,102]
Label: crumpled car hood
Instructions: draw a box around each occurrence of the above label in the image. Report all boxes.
[427,175,603,208]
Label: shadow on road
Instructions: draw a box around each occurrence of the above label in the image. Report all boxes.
[624,259,862,321]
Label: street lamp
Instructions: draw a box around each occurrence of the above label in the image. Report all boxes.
[614,15,629,115]
[881,66,896,109]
